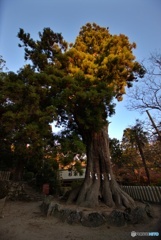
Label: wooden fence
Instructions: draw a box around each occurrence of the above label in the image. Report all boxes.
[0,171,11,181]
[121,185,161,203]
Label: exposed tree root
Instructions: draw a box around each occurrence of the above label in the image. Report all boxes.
[66,179,136,209]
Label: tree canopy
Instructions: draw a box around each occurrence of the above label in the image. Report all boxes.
[17,23,145,141]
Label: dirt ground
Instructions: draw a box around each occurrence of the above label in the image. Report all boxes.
[0,200,161,240]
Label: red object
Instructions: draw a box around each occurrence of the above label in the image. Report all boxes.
[42,184,49,195]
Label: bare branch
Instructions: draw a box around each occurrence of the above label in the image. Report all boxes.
[126,52,161,114]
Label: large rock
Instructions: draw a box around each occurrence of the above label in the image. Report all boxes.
[50,203,61,217]
[66,210,82,224]
[104,210,126,227]
[41,196,55,215]
[81,212,106,227]
[124,206,150,224]
[42,201,82,224]
[145,203,155,218]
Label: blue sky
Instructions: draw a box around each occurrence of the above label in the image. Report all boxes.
[0,0,161,140]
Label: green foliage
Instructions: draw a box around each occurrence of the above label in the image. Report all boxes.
[56,131,85,154]
[23,171,34,182]
[55,130,85,171]
[18,28,68,71]
[35,158,60,194]
[109,138,123,167]
[73,161,84,175]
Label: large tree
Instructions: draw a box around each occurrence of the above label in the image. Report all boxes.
[17,23,145,208]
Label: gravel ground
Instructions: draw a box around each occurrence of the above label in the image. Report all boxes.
[0,200,160,240]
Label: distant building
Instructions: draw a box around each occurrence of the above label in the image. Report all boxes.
[59,168,86,186]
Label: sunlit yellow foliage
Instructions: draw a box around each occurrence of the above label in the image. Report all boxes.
[67,23,142,100]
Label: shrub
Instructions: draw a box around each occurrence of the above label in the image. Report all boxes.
[23,172,34,182]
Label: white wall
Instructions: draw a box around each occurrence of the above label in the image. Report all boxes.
[59,169,86,180]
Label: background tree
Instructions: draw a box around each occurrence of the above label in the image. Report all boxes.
[17,23,145,208]
[121,127,142,183]
[109,138,123,168]
[0,65,57,180]
[122,120,150,184]
[0,56,13,170]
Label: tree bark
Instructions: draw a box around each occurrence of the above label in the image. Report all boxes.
[67,125,135,209]
[146,110,161,144]
[135,134,151,185]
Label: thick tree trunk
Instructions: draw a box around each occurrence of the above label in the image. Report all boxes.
[67,125,135,209]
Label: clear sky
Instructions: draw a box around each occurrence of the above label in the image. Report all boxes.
[0,0,161,140]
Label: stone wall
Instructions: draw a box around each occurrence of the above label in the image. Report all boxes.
[41,197,154,227]
[0,181,43,201]
[8,181,25,200]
